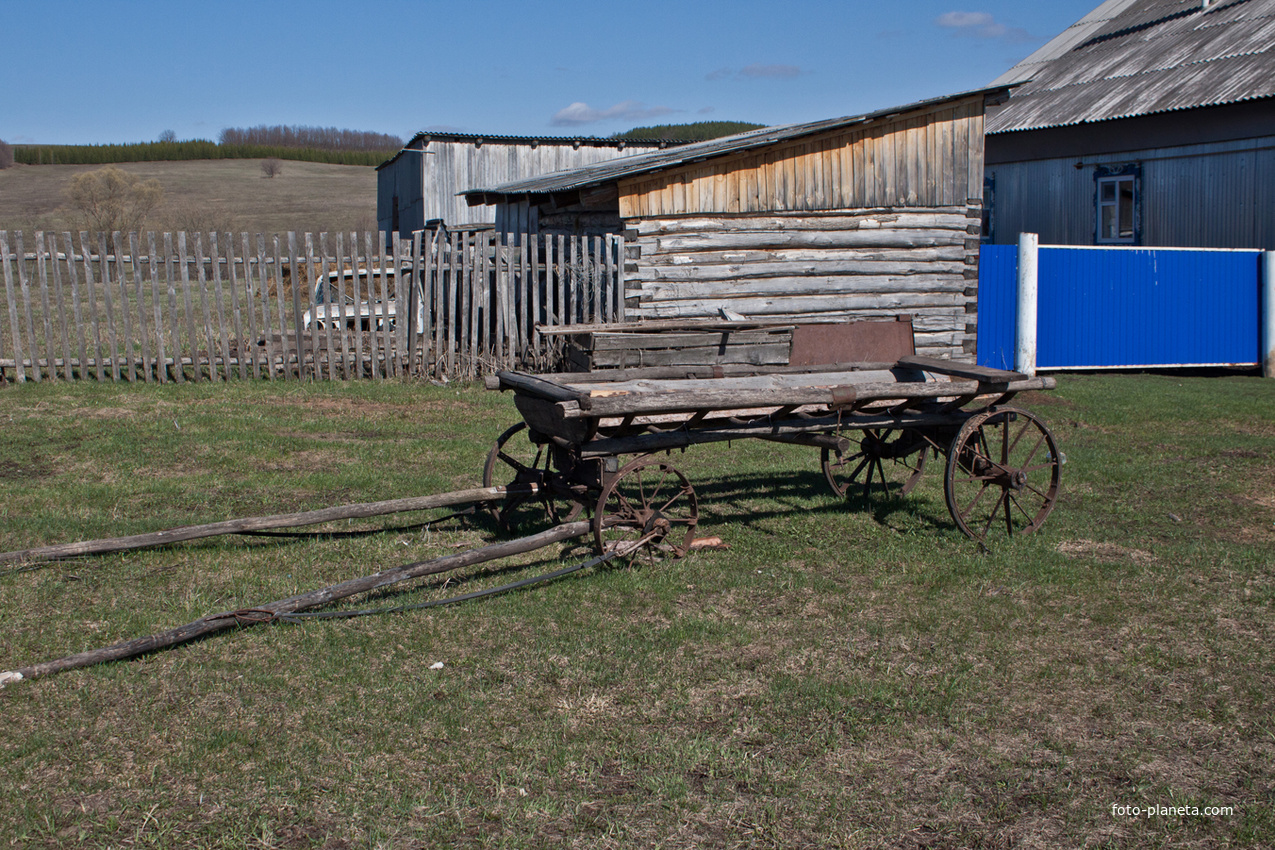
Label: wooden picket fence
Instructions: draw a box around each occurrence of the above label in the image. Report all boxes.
[0,229,623,383]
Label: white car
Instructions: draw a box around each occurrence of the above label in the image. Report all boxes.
[303,267,423,334]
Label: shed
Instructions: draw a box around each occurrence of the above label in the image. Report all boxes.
[465,87,1006,360]
[984,0,1275,248]
[376,132,678,237]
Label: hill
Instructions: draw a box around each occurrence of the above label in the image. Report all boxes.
[613,121,765,142]
[0,159,378,236]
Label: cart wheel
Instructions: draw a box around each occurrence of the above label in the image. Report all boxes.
[821,429,928,501]
[482,423,584,531]
[594,457,698,562]
[944,407,1061,543]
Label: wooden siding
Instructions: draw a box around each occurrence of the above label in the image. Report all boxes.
[624,208,981,360]
[380,140,657,232]
[618,101,984,218]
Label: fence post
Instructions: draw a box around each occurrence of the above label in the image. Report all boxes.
[1263,251,1274,378]
[1015,232,1039,377]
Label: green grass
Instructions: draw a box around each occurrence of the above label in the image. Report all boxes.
[0,159,378,236]
[0,373,1272,848]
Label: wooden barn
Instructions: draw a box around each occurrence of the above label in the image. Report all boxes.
[464,88,1006,360]
[376,132,677,237]
[984,0,1275,248]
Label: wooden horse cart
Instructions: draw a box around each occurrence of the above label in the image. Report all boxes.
[483,353,1063,552]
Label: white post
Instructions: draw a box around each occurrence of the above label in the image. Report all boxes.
[1016,232,1039,377]
[1263,251,1274,378]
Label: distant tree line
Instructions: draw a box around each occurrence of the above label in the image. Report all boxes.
[218,125,403,152]
[12,126,406,168]
[13,141,397,167]
[0,138,13,169]
[613,121,765,142]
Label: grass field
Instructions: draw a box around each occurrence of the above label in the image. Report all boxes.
[0,160,378,236]
[0,374,1272,848]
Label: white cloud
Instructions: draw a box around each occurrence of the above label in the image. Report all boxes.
[935,11,1033,43]
[550,100,678,127]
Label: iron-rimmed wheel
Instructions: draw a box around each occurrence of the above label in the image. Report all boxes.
[482,422,583,531]
[593,456,698,562]
[821,428,928,500]
[943,407,1061,543]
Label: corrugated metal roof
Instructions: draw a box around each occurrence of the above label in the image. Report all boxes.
[377,131,679,171]
[465,86,1007,199]
[988,0,1275,133]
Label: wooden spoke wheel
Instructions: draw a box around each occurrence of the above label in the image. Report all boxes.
[821,428,928,500]
[943,408,1061,543]
[482,423,584,531]
[593,457,698,562]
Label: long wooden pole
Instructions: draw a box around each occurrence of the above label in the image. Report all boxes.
[0,484,539,565]
[0,520,591,685]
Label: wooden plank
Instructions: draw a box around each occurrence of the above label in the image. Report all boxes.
[97,233,118,381]
[194,233,216,380]
[110,233,135,381]
[144,233,166,383]
[288,233,307,379]
[34,234,55,380]
[0,231,25,382]
[163,232,183,383]
[641,274,964,301]
[407,230,422,375]
[896,354,1027,383]
[48,233,72,380]
[178,233,198,381]
[467,230,479,378]
[333,232,351,379]
[394,232,407,376]
[211,233,233,380]
[583,329,791,350]
[227,234,248,380]
[529,230,541,363]
[351,231,367,379]
[589,235,601,324]
[126,232,151,382]
[446,230,457,378]
[271,236,290,379]
[303,233,321,379]
[81,233,103,382]
[517,235,529,364]
[61,233,87,380]
[588,343,791,368]
[639,291,963,319]
[492,369,587,404]
[431,231,443,378]
[632,259,966,284]
[255,235,275,380]
[316,233,334,380]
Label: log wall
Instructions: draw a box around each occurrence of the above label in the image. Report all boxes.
[622,206,982,360]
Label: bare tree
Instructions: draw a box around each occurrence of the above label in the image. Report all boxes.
[66,165,164,234]
[158,129,177,143]
[0,139,13,170]
[261,157,283,178]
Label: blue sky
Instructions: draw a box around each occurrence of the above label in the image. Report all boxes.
[3,0,1099,145]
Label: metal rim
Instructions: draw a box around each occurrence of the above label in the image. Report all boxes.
[821,428,928,500]
[943,407,1061,543]
[482,422,584,531]
[593,456,698,562]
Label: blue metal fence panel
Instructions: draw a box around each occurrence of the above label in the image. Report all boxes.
[977,245,1018,370]
[1037,248,1260,368]
[978,246,1261,369]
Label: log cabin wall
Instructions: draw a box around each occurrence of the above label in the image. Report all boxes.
[617,99,985,359]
